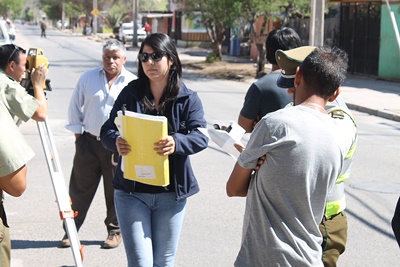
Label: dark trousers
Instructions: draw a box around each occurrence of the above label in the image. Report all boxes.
[392,196,400,248]
[319,211,348,267]
[65,133,119,235]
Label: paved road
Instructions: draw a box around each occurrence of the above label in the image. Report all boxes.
[6,25,400,266]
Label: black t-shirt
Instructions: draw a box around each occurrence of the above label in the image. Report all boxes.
[240,72,292,120]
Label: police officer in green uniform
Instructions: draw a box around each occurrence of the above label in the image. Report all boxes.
[0,44,48,267]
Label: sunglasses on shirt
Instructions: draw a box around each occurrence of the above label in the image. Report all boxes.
[138,51,166,63]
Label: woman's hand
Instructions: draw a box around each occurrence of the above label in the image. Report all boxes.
[116,136,131,156]
[154,136,175,156]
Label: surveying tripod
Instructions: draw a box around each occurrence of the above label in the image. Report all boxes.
[36,118,84,266]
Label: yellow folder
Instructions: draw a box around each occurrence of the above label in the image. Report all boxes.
[115,110,170,186]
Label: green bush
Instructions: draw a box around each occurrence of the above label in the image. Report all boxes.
[205,54,221,63]
[101,28,113,33]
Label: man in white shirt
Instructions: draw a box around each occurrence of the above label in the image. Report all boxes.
[63,39,137,249]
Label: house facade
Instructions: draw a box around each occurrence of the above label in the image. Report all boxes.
[330,0,400,80]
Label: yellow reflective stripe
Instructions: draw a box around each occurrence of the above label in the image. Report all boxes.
[325,195,346,217]
[327,107,358,182]
[345,138,357,158]
[337,174,349,184]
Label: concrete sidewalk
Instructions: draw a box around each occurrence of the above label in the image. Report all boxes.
[339,76,400,122]
[182,46,400,122]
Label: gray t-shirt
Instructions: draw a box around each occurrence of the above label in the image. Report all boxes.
[235,105,346,267]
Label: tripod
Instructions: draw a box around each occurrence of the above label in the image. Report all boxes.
[36,118,84,266]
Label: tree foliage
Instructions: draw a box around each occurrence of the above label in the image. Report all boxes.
[182,0,243,61]
[64,2,84,19]
[237,0,310,74]
[180,0,311,64]
[101,4,130,28]
[0,0,24,19]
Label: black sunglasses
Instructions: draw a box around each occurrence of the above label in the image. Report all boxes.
[138,51,166,63]
[3,44,26,63]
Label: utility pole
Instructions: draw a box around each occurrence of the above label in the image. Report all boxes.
[309,0,325,46]
[61,3,65,30]
[93,0,97,35]
[132,0,139,47]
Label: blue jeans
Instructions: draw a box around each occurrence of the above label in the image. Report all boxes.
[114,190,187,267]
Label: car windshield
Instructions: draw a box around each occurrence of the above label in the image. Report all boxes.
[123,25,133,30]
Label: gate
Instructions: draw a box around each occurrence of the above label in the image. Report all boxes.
[339,2,381,76]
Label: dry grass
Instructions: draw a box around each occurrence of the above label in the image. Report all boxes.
[182,60,270,81]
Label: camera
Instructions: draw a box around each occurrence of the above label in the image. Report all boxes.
[20,48,52,95]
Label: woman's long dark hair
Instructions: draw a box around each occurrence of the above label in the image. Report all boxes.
[137,33,182,115]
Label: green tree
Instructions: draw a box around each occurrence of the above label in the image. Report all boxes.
[182,0,243,61]
[42,4,61,21]
[239,0,310,74]
[0,0,24,19]
[101,4,129,28]
[64,2,84,19]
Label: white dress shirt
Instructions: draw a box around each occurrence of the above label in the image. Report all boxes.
[66,66,137,136]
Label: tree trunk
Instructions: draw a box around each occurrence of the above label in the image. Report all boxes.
[256,42,265,74]
[212,41,222,61]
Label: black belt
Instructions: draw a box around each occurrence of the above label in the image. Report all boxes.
[84,132,101,141]
[323,211,344,221]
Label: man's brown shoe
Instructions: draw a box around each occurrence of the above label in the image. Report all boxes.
[102,232,122,249]
[60,234,70,248]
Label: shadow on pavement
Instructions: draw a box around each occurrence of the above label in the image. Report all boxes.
[11,239,103,249]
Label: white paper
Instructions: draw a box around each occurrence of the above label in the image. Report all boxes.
[199,121,246,160]
[134,165,156,179]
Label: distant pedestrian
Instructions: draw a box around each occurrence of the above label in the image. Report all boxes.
[144,21,151,35]
[5,19,15,43]
[40,18,47,38]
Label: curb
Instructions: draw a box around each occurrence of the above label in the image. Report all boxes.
[346,103,400,122]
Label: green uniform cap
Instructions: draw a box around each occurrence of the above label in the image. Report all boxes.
[275,46,316,88]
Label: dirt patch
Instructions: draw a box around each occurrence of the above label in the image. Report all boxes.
[182,60,270,82]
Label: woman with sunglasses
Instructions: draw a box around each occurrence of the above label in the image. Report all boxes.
[101,33,208,267]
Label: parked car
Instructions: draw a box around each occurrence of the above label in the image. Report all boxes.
[0,20,11,45]
[118,22,146,44]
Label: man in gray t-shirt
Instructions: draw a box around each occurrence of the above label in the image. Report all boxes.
[227,46,350,267]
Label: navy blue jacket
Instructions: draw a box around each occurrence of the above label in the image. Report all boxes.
[100,80,209,201]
